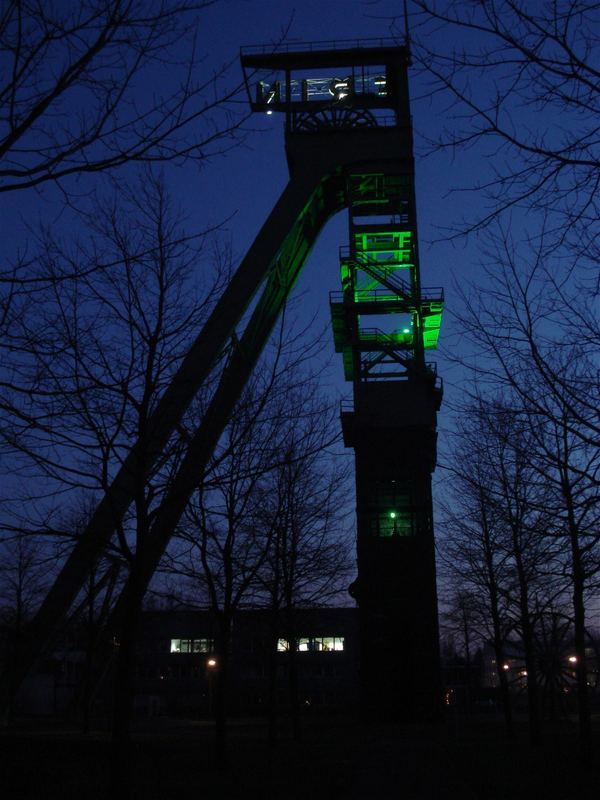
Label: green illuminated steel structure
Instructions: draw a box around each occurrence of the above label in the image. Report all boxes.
[0,40,443,719]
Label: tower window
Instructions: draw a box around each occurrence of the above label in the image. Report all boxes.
[368,480,416,537]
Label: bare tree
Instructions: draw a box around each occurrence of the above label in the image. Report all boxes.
[523,402,600,760]
[0,532,49,645]
[411,0,600,255]
[439,423,517,738]
[0,1,243,355]
[440,394,577,741]
[477,401,566,744]
[256,384,352,744]
[444,224,600,759]
[76,555,122,734]
[0,1,243,194]
[3,171,223,484]
[1,171,227,793]
[0,0,245,509]
[452,227,599,449]
[440,591,477,668]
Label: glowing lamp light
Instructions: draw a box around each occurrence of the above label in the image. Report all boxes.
[402,328,410,334]
[389,511,397,519]
[502,663,510,671]
[568,655,577,663]
[207,658,217,668]
[330,79,350,101]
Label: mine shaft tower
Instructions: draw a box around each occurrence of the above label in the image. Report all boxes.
[1,40,443,719]
[242,40,444,717]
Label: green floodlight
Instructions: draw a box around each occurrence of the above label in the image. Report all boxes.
[390,511,397,519]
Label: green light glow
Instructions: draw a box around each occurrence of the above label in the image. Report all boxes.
[340,261,351,287]
[354,291,398,303]
[390,511,396,519]
[422,310,443,349]
[333,192,444,380]
[353,230,413,267]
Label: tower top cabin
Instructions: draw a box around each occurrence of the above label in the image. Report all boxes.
[241,40,413,171]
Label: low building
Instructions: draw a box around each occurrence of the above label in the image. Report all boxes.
[134,607,360,716]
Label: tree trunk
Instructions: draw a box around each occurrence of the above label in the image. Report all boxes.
[462,602,472,712]
[572,551,592,764]
[81,572,96,735]
[488,576,513,738]
[266,611,279,747]
[214,624,231,768]
[285,617,301,741]
[513,549,542,744]
[495,642,514,740]
[564,471,592,764]
[109,568,143,800]
[81,627,95,734]
[482,512,514,739]
[288,644,301,741]
[521,618,542,745]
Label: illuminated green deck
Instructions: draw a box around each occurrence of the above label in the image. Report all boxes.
[330,213,443,382]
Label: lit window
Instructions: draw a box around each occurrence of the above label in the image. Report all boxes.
[277,637,345,652]
[369,480,417,537]
[257,80,281,105]
[170,638,214,654]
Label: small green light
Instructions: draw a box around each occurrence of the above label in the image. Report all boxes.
[390,512,396,519]
[402,328,410,334]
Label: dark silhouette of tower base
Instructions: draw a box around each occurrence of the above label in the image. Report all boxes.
[345,383,442,719]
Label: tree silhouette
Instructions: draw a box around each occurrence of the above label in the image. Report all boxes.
[0,1,243,194]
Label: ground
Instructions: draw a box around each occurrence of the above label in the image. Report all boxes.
[1,713,599,799]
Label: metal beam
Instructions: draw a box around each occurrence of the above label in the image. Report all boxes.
[118,173,338,613]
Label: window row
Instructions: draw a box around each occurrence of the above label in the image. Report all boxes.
[277,637,345,653]
[169,636,346,654]
[170,638,214,654]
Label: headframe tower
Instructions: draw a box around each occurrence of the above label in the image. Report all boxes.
[242,39,444,718]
